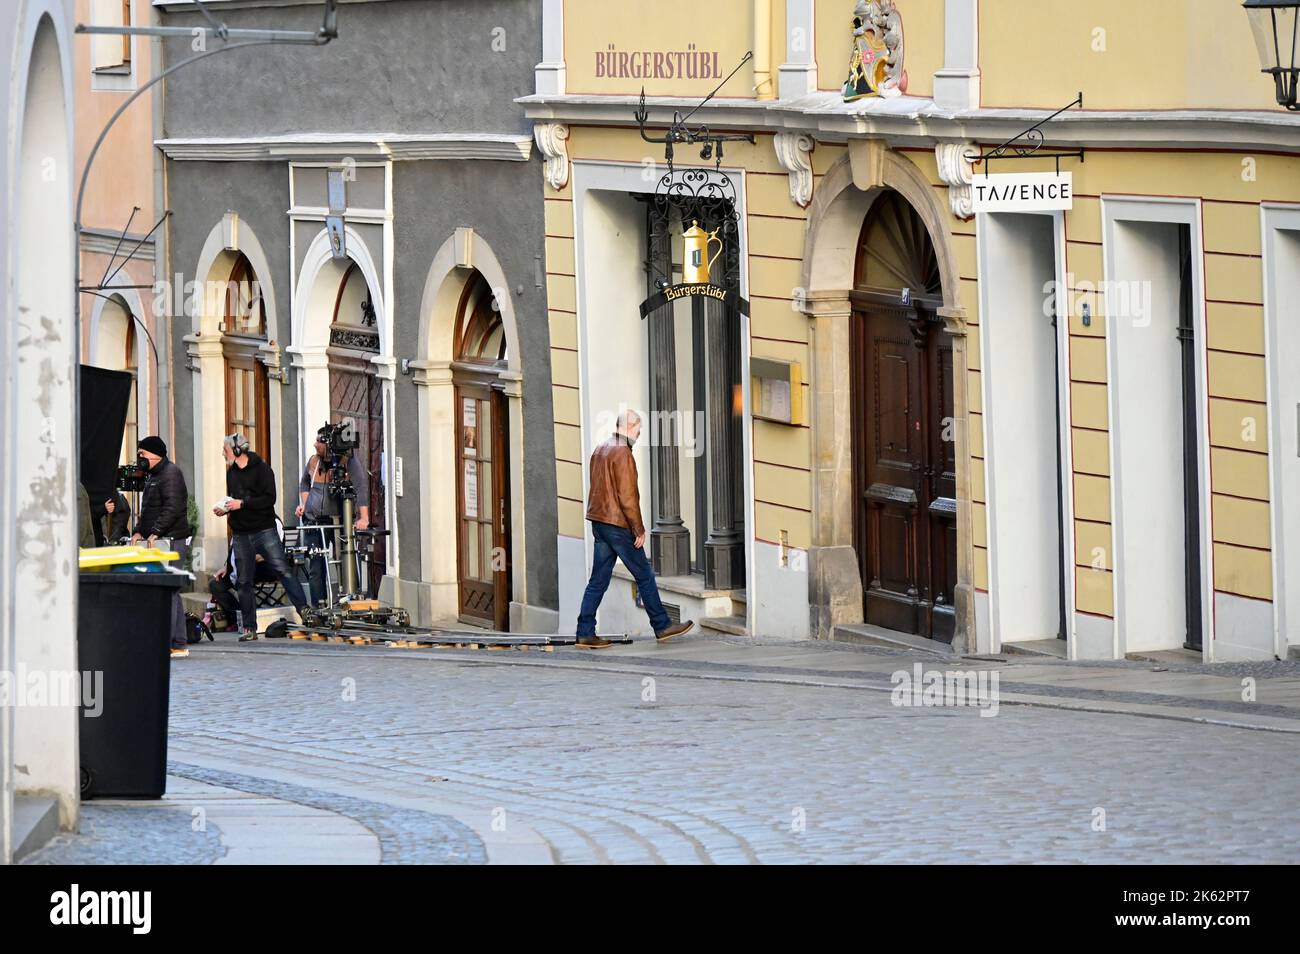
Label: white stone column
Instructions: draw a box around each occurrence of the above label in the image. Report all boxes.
[499,369,535,629]
[411,360,458,626]
[288,343,330,467]
[803,291,865,637]
[778,0,818,99]
[371,354,399,580]
[186,332,229,568]
[535,0,566,95]
[258,340,289,518]
[934,0,981,111]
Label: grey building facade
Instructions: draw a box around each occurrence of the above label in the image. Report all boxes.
[158,0,558,630]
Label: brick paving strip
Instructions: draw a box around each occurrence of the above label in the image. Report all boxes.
[166,762,487,864]
[22,763,485,865]
[206,637,1300,733]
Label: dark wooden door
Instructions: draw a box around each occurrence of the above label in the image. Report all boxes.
[328,362,386,597]
[851,190,955,642]
[455,381,511,630]
[1177,225,1203,651]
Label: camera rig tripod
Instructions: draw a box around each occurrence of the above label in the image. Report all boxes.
[292,439,409,631]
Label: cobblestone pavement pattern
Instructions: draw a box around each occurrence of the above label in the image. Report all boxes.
[119,644,1300,864]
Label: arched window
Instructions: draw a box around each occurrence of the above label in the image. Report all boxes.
[454,273,506,365]
[223,253,270,459]
[225,253,266,337]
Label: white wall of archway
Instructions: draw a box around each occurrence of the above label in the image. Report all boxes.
[3,0,79,858]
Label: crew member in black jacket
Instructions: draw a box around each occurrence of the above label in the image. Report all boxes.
[212,433,311,642]
[130,436,192,550]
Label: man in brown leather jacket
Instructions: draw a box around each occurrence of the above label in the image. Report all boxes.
[576,410,694,648]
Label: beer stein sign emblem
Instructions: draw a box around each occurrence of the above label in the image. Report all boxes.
[682,220,723,285]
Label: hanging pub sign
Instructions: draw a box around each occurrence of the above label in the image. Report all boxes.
[971,171,1074,213]
[639,282,750,319]
[639,217,750,319]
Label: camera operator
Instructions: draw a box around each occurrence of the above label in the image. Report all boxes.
[129,436,192,555]
[213,434,311,642]
[295,423,370,607]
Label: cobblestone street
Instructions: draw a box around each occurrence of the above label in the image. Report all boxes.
[28,638,1300,864]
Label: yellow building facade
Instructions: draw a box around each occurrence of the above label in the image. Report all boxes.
[525,0,1300,662]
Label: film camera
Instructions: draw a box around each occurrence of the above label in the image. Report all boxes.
[116,458,149,493]
[317,420,360,500]
[318,420,359,466]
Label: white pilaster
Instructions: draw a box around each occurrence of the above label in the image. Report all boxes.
[778,0,818,99]
[933,0,980,111]
[534,0,566,96]
[411,360,458,623]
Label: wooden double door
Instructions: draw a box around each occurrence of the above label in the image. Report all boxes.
[851,290,958,642]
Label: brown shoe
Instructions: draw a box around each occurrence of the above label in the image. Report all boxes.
[655,620,695,642]
[576,634,612,649]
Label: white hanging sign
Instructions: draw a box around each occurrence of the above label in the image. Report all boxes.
[972,171,1073,212]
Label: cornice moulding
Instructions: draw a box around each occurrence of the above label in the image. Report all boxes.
[516,92,1300,153]
[155,133,534,163]
[79,229,158,260]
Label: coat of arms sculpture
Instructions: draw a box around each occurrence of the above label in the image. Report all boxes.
[843,0,907,101]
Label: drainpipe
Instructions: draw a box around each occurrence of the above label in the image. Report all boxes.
[753,0,774,99]
[151,10,171,447]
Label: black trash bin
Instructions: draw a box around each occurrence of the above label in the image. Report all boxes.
[78,570,187,798]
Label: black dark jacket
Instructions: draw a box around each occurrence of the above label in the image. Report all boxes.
[90,491,131,546]
[225,452,279,535]
[133,458,191,540]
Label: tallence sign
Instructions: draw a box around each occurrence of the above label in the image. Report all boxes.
[971,171,1073,213]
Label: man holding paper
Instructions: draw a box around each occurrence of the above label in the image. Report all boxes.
[213,433,311,642]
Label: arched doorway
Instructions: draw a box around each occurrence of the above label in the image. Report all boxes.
[190,220,286,565]
[851,189,957,641]
[326,261,386,596]
[452,272,511,629]
[413,229,529,630]
[222,253,270,460]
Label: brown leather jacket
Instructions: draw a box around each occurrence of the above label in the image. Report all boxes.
[586,435,645,537]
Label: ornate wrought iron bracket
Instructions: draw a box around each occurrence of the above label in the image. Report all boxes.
[971,91,1086,175]
[633,51,757,173]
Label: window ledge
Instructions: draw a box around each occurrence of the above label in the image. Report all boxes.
[93,64,133,76]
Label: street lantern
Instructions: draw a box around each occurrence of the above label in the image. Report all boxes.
[1244,0,1300,109]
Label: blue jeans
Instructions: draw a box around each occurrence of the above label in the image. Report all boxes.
[170,539,190,650]
[233,527,309,632]
[577,521,671,636]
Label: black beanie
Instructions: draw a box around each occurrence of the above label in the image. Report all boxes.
[137,436,168,458]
